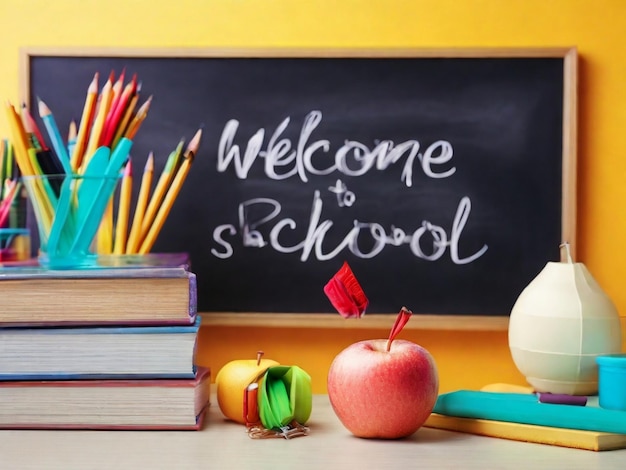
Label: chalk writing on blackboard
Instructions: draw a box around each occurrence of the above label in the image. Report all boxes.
[212,110,487,265]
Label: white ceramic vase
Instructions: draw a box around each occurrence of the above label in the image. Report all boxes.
[508,258,622,395]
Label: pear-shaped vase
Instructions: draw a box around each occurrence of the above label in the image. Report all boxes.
[509,261,621,395]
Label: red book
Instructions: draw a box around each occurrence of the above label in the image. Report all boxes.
[0,367,210,430]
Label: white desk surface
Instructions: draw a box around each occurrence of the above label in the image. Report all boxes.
[1,394,624,470]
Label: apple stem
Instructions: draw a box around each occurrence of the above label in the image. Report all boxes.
[256,350,264,366]
[386,307,412,352]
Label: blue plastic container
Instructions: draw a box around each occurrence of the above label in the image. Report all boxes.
[596,353,626,411]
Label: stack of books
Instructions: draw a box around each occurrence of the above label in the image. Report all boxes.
[0,260,210,430]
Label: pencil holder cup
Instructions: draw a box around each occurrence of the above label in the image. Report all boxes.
[21,173,122,269]
[0,228,31,262]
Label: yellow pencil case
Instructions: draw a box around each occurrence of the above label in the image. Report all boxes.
[258,365,312,430]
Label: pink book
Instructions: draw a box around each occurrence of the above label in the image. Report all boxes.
[0,367,210,430]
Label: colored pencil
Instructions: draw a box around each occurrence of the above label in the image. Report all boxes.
[96,199,114,255]
[138,128,202,254]
[5,103,54,233]
[71,72,98,172]
[0,140,6,201]
[38,98,72,175]
[101,73,137,148]
[67,120,77,159]
[5,103,36,176]
[83,72,114,169]
[125,152,154,254]
[5,140,14,181]
[113,158,132,254]
[99,69,125,146]
[123,95,153,140]
[106,69,126,121]
[9,183,27,229]
[138,140,183,245]
[20,102,47,151]
[111,82,141,149]
[88,72,116,253]
[0,180,18,227]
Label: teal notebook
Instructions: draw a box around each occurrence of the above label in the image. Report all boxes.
[433,391,626,435]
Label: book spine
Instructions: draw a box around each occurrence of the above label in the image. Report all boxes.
[188,272,197,319]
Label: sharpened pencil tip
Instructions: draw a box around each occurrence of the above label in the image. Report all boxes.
[145,152,154,170]
[124,157,132,175]
[185,128,203,156]
[37,98,51,117]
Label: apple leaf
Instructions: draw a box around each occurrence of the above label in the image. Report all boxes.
[323,261,369,318]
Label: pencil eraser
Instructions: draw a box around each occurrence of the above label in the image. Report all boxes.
[537,392,587,406]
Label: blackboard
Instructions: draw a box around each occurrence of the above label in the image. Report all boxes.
[21,47,577,320]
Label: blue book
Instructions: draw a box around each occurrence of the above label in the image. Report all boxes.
[0,316,201,380]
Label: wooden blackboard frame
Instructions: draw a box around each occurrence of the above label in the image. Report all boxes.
[19,47,577,331]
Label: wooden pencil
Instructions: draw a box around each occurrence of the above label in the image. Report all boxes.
[137,139,183,245]
[71,72,98,172]
[67,120,77,141]
[123,95,152,140]
[83,72,114,169]
[0,180,18,227]
[5,102,53,232]
[113,159,133,254]
[0,140,5,201]
[111,82,141,149]
[101,73,137,148]
[138,128,202,254]
[105,69,125,123]
[38,98,72,174]
[96,200,114,255]
[67,120,77,158]
[125,152,154,254]
[4,103,35,176]
[20,102,47,151]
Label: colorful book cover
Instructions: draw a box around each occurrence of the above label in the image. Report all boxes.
[0,316,201,380]
[0,367,211,430]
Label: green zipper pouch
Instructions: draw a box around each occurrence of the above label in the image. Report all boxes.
[258,365,312,430]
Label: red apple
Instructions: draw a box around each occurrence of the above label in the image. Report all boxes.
[327,308,439,439]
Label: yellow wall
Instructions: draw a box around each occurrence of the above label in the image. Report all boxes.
[2,0,626,393]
